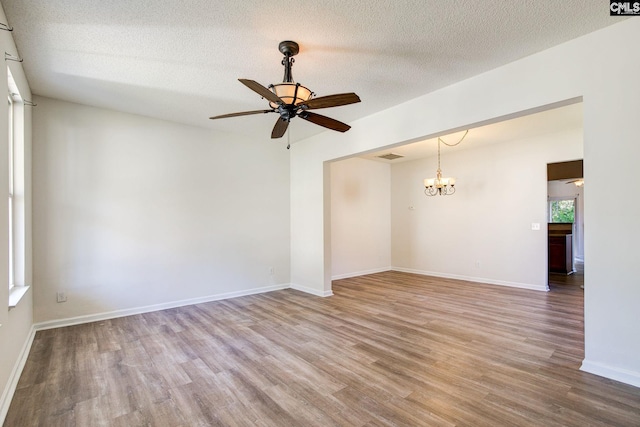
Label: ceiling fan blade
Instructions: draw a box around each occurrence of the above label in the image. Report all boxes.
[300,111,351,132]
[300,93,361,110]
[209,109,273,120]
[239,79,283,105]
[271,117,289,139]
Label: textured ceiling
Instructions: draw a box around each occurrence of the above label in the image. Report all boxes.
[2,1,621,142]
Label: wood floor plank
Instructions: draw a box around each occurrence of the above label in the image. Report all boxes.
[5,270,640,426]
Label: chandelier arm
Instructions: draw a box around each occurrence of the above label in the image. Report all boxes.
[442,186,456,196]
[424,187,438,197]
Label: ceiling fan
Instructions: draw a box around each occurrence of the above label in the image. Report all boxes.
[209,41,361,142]
[566,178,584,187]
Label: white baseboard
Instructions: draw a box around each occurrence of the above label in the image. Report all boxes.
[290,283,333,297]
[392,267,549,292]
[331,267,391,281]
[34,283,290,331]
[0,325,36,425]
[581,359,640,388]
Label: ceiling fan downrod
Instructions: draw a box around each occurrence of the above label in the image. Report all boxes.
[279,40,299,83]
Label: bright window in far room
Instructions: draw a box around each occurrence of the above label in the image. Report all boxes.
[549,199,575,223]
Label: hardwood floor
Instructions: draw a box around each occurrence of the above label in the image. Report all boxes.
[549,260,584,289]
[5,271,640,426]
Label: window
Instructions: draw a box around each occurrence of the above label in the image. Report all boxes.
[549,198,575,223]
[8,92,14,291]
[7,66,28,308]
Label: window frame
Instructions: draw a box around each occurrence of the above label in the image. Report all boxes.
[7,66,29,308]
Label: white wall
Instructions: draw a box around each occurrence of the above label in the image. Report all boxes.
[548,179,584,262]
[330,158,390,279]
[290,20,640,387]
[391,129,582,291]
[32,97,291,323]
[0,3,34,422]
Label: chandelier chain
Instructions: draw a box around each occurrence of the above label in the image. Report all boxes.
[438,129,469,147]
[437,129,468,170]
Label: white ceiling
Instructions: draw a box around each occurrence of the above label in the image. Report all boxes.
[2,1,620,142]
[363,102,583,163]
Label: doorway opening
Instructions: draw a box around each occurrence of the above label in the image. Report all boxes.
[547,159,584,290]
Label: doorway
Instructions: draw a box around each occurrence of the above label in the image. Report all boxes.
[547,160,584,290]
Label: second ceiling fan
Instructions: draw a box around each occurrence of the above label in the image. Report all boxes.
[209,41,361,139]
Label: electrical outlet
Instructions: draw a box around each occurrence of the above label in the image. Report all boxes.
[475,261,481,269]
[269,267,275,275]
[531,222,541,231]
[56,291,67,303]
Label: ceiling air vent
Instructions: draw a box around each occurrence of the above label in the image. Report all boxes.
[377,153,404,160]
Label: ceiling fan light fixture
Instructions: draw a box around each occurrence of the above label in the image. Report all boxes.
[269,82,313,108]
[209,40,361,141]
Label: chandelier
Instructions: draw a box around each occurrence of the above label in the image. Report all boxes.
[424,130,468,196]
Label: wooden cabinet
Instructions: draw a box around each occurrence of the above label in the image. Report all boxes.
[549,234,573,274]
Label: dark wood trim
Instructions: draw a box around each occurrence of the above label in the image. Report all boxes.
[547,159,583,181]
